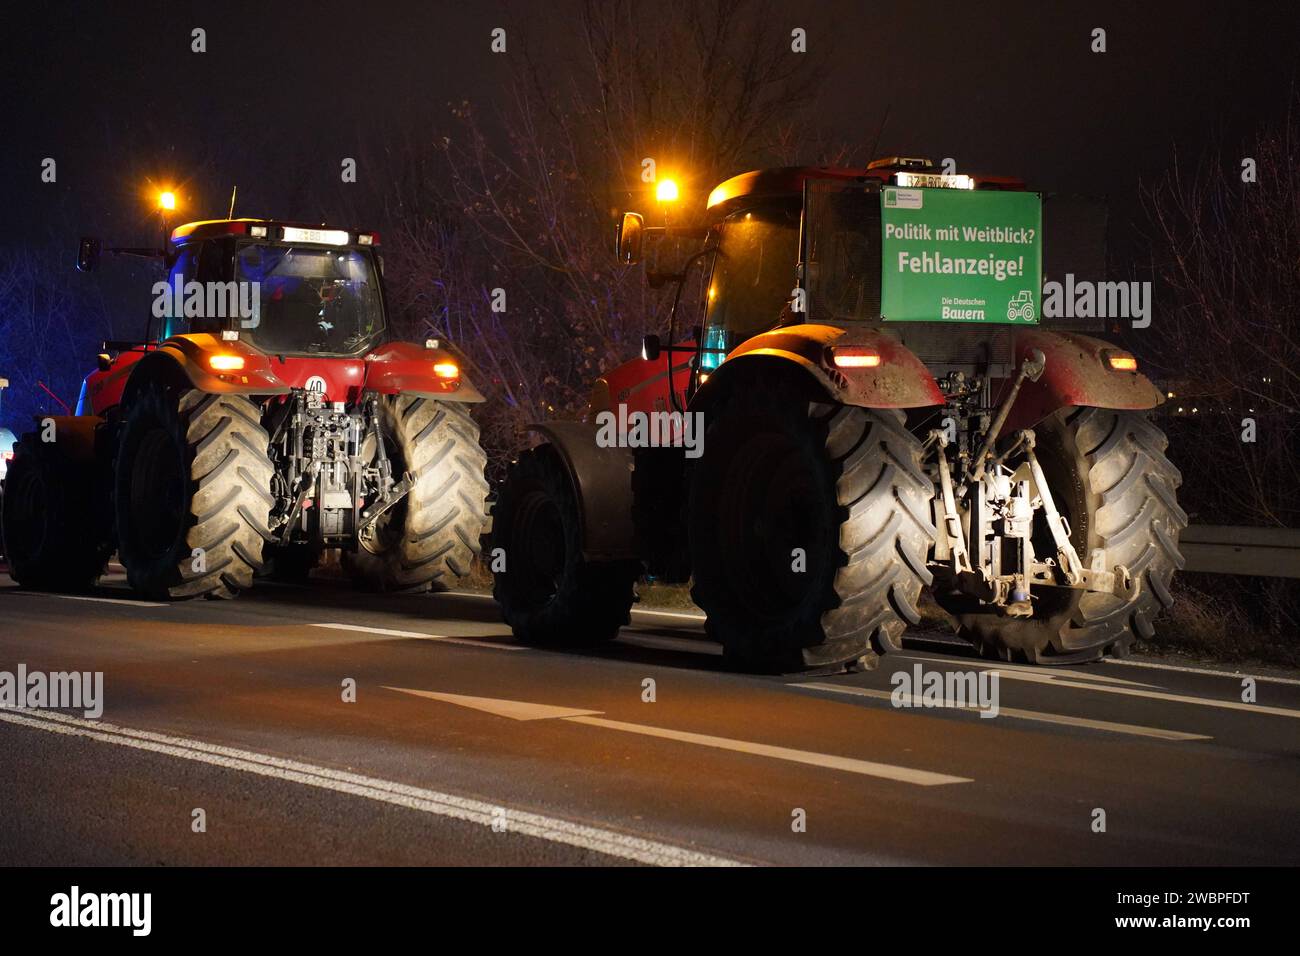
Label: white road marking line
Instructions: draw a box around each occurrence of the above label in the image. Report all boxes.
[971,670,1300,718]
[2,591,170,608]
[0,709,744,867]
[630,607,706,622]
[440,590,709,623]
[797,682,1211,741]
[891,654,1159,688]
[1104,657,1300,687]
[989,670,1166,690]
[617,632,721,655]
[308,622,524,651]
[387,687,971,787]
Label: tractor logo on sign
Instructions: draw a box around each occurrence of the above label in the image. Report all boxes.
[1006,290,1035,322]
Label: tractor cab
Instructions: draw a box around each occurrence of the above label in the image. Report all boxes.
[161,220,387,358]
[611,158,1030,411]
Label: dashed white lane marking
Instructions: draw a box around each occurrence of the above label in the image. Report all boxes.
[3,591,170,608]
[970,670,1300,718]
[1104,657,1300,687]
[387,688,972,787]
[629,608,707,622]
[892,654,1159,687]
[796,683,1211,741]
[440,590,709,623]
[308,622,524,651]
[0,709,745,867]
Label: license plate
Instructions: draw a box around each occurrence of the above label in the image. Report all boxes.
[896,172,974,190]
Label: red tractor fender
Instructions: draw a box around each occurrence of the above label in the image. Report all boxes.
[1003,329,1163,434]
[362,341,485,403]
[86,337,485,417]
[694,324,944,412]
[87,336,293,416]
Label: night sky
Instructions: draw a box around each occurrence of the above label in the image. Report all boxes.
[5,0,1298,246]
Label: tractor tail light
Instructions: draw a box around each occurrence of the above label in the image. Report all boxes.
[1105,351,1138,372]
[209,354,245,371]
[829,347,882,369]
[433,362,459,380]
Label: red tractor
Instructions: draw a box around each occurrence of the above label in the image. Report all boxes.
[2,219,489,598]
[491,159,1185,671]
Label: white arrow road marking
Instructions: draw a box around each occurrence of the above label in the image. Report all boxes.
[0,709,745,867]
[309,623,524,651]
[386,687,971,786]
[389,689,602,721]
[797,683,1211,741]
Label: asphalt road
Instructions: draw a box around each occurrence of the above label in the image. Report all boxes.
[1,571,1297,867]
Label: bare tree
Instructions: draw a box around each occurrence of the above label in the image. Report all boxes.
[1144,100,1300,527]
[1143,98,1300,634]
[0,245,110,430]
[395,0,835,463]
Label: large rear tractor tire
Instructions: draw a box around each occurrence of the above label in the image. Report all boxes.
[944,407,1186,663]
[2,432,111,590]
[689,380,936,672]
[115,385,274,599]
[491,444,640,646]
[343,397,489,592]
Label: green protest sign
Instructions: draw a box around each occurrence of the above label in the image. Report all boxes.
[880,187,1042,324]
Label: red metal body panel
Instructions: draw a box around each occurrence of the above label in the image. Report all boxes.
[83,348,147,415]
[81,335,480,416]
[1002,329,1163,434]
[362,341,483,401]
[592,325,944,422]
[593,341,694,419]
[722,324,944,408]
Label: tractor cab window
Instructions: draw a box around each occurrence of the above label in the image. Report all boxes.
[160,247,197,339]
[161,240,232,338]
[235,243,385,356]
[701,204,800,367]
[801,181,882,323]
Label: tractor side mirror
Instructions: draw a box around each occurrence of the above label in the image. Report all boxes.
[77,237,102,273]
[616,212,644,265]
[641,334,661,362]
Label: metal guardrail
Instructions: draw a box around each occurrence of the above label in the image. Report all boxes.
[1181,525,1300,579]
